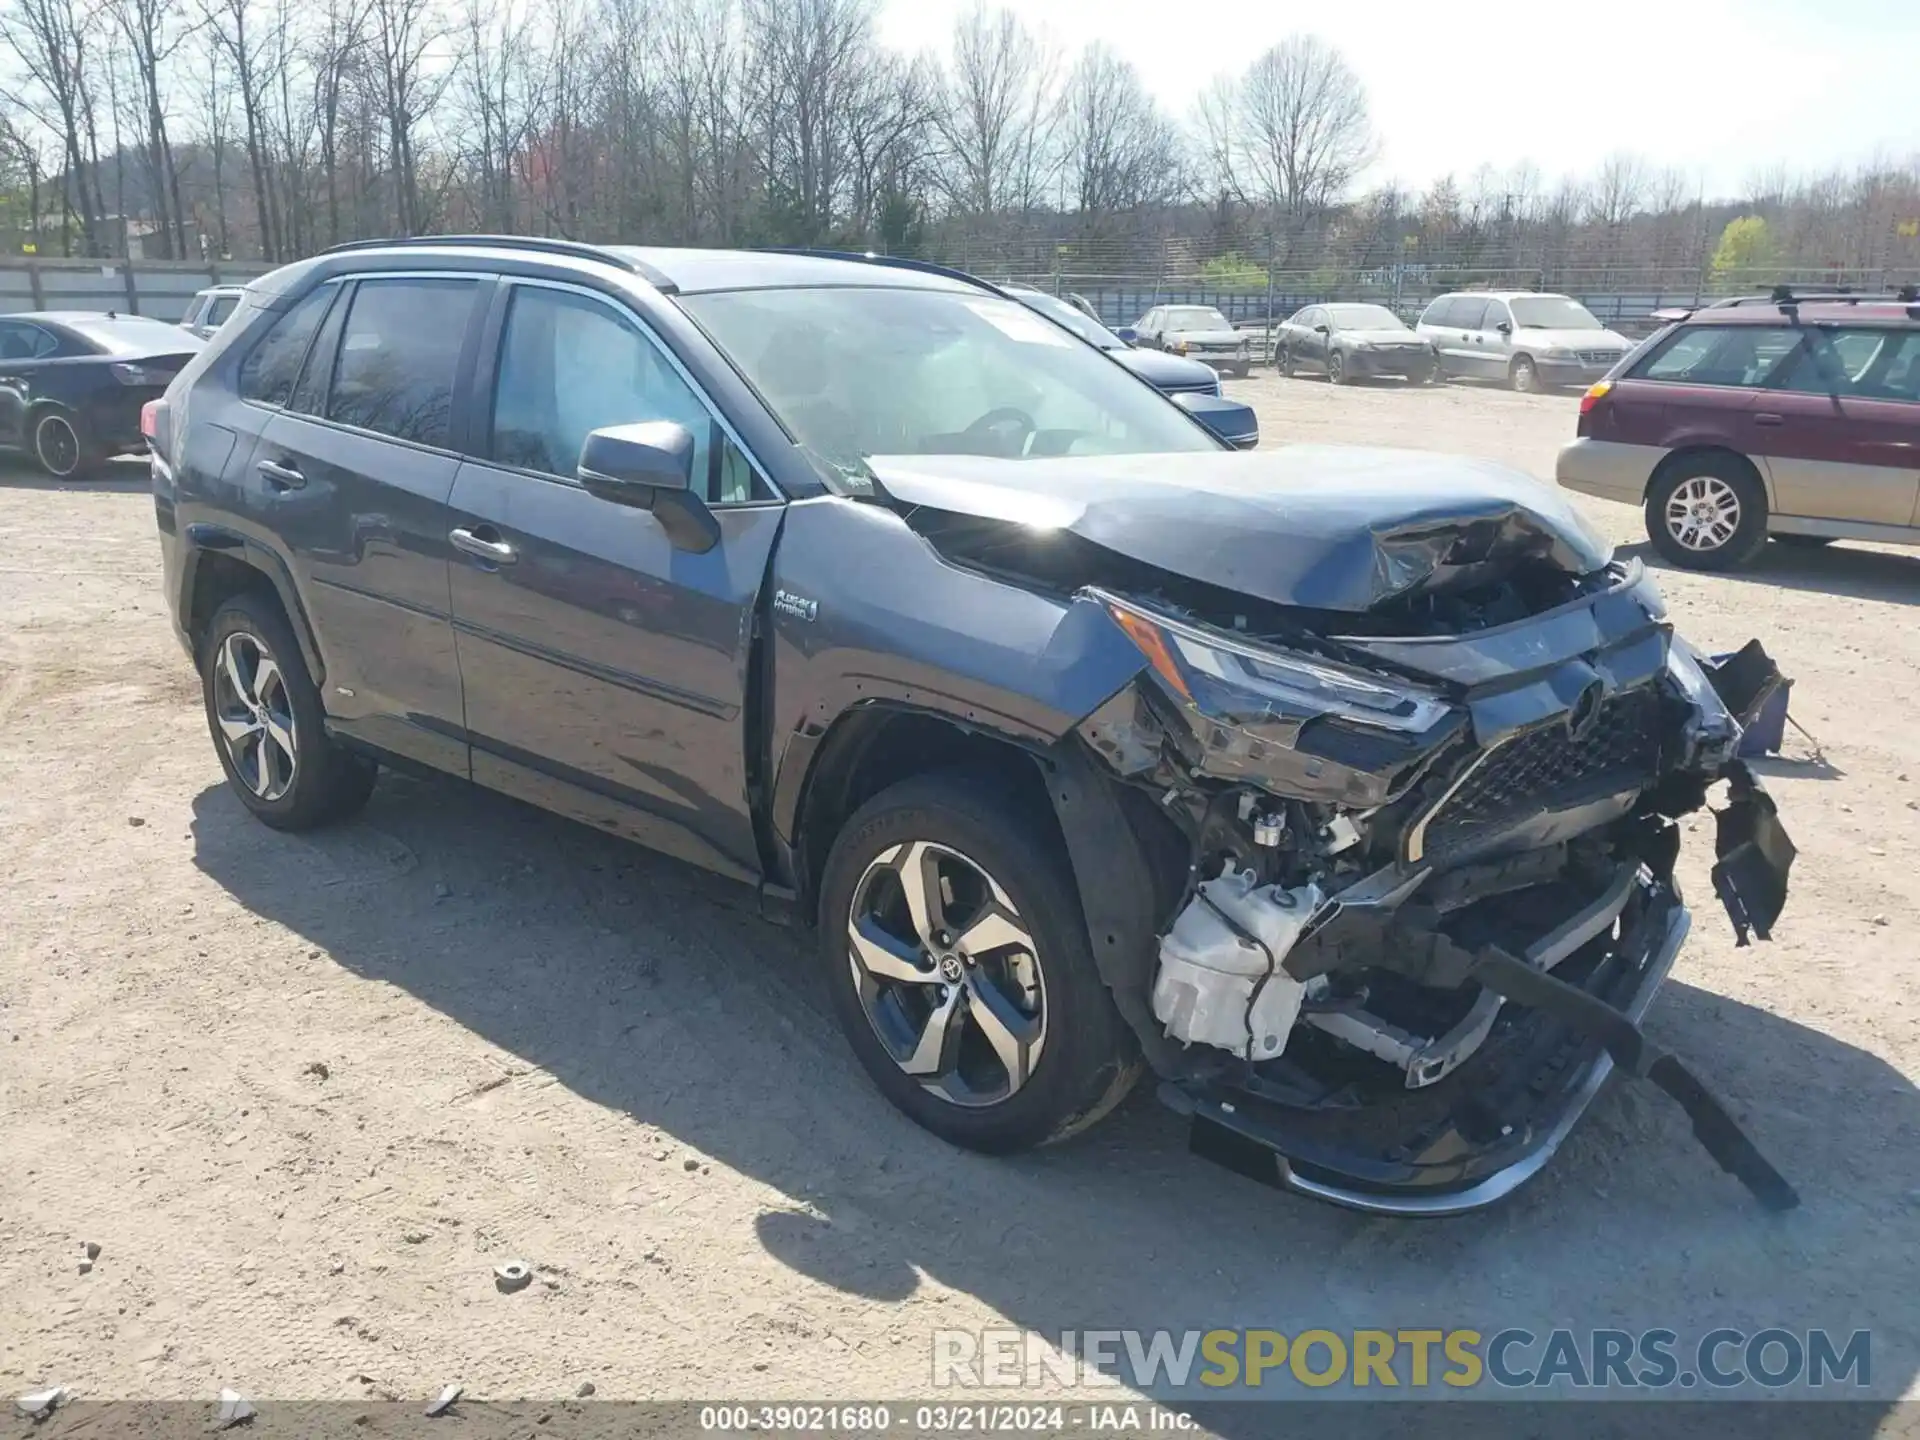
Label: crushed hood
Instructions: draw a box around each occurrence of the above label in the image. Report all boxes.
[865,445,1613,612]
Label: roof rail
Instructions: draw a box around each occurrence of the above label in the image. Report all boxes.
[1708,284,1920,310]
[752,247,1006,297]
[319,234,678,292]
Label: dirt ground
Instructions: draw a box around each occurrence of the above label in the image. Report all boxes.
[2,375,1918,1411]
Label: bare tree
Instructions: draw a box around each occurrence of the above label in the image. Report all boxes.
[935,4,1058,217]
[1060,43,1178,224]
[1201,35,1372,223]
[366,0,445,235]
[105,0,192,256]
[0,0,108,253]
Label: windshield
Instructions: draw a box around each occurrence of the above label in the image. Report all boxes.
[1009,289,1121,350]
[1510,296,1603,331]
[679,286,1219,486]
[1325,304,1407,331]
[1163,307,1232,331]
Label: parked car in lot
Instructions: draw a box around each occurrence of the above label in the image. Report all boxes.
[1001,283,1258,448]
[1123,304,1251,376]
[1274,303,1437,384]
[180,285,248,340]
[0,310,201,477]
[1557,290,1920,569]
[151,236,1798,1216]
[1419,292,1633,391]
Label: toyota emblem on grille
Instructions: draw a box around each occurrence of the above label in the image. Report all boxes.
[1566,681,1606,741]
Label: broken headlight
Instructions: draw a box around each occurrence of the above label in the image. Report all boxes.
[1098,591,1451,735]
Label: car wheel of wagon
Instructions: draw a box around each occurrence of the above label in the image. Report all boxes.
[1509,355,1539,393]
[819,773,1138,1153]
[201,593,377,831]
[31,410,95,479]
[1328,351,1349,385]
[1646,457,1769,571]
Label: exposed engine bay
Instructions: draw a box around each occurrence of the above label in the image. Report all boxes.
[871,448,1800,1215]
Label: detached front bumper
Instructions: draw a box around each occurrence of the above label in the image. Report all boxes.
[1165,872,1689,1216]
[1347,347,1437,379]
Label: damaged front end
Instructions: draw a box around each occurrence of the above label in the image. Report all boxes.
[1059,557,1799,1216]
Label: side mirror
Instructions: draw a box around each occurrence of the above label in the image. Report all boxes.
[1313,324,1330,335]
[1115,326,1139,345]
[1173,391,1259,449]
[577,421,720,553]
[1496,320,1513,335]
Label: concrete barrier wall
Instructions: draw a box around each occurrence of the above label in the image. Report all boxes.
[0,259,276,322]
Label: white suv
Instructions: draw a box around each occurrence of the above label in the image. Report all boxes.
[1417,291,1633,392]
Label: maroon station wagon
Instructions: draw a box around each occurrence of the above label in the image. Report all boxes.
[1555,290,1920,570]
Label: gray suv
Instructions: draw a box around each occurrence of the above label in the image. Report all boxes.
[1419,291,1633,391]
[149,236,1798,1216]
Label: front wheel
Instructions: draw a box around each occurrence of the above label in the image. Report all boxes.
[1328,351,1349,385]
[1509,355,1539,393]
[1276,346,1295,378]
[1645,458,1769,571]
[818,774,1138,1153]
[201,593,377,830]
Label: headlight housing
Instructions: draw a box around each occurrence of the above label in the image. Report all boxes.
[1543,348,1579,361]
[1171,339,1189,355]
[1099,591,1451,735]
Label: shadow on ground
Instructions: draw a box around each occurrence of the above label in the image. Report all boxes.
[189,768,1920,1424]
[1619,538,1920,608]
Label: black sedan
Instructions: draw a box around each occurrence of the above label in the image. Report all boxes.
[0,311,202,478]
[1275,303,1437,385]
[1002,285,1259,449]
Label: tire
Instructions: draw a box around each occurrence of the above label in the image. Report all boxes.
[1509,355,1539,393]
[200,592,377,831]
[1422,359,1442,385]
[818,772,1139,1154]
[1772,534,1834,549]
[1645,456,1770,572]
[31,408,100,480]
[1276,346,1294,378]
[1328,351,1349,385]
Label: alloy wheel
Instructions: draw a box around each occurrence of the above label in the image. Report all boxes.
[1511,358,1537,393]
[1664,475,1742,553]
[846,840,1046,1107]
[34,414,80,477]
[212,631,299,801]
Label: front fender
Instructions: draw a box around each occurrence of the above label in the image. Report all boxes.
[764,495,1147,846]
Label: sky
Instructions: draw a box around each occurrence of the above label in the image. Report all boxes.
[877,0,1920,200]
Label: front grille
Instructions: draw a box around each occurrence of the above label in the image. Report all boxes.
[1414,686,1667,864]
[1576,348,1621,365]
[1161,379,1218,396]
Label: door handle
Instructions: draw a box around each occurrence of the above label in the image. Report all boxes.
[450,526,518,565]
[1753,412,1785,427]
[256,457,305,489]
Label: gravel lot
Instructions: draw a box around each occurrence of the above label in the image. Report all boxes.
[2,375,1917,1412]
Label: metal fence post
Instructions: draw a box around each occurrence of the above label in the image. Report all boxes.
[26,260,43,310]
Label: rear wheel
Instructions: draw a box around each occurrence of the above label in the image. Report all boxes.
[1646,457,1769,571]
[818,773,1138,1153]
[31,409,98,480]
[201,593,377,830]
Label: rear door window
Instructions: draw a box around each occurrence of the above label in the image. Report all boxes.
[326,277,479,448]
[1772,327,1920,402]
[240,286,335,407]
[1449,298,1488,330]
[1634,325,1800,388]
[1481,300,1511,331]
